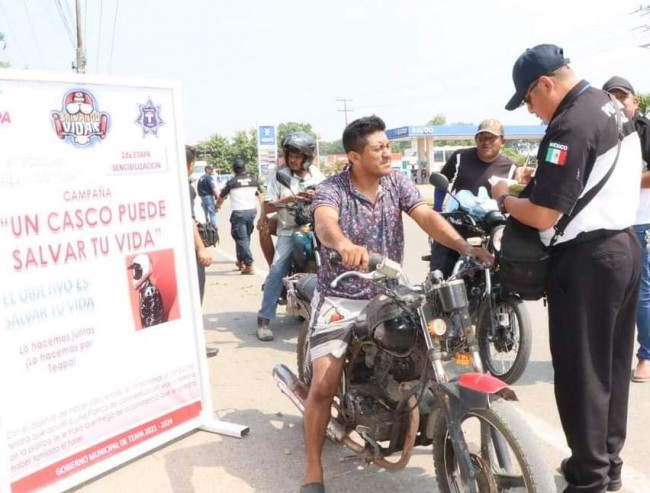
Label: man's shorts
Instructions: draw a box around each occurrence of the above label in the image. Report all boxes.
[309,290,371,361]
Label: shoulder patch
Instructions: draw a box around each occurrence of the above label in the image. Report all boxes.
[544,141,568,166]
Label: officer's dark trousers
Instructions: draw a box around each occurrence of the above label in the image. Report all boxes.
[547,229,641,493]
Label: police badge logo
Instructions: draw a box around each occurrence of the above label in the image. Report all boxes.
[51,89,110,147]
[135,98,164,137]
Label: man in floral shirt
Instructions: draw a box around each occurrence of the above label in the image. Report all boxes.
[299,115,493,493]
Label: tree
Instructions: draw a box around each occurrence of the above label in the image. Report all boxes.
[639,92,650,117]
[230,129,258,173]
[194,133,231,171]
[0,32,9,69]
[427,114,446,126]
[318,139,344,155]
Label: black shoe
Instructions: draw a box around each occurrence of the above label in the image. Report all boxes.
[560,458,622,492]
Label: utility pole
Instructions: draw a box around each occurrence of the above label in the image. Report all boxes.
[336,98,354,126]
[631,5,650,49]
[74,0,86,73]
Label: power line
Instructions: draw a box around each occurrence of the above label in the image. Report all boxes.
[21,0,44,66]
[54,0,75,48]
[108,0,120,73]
[96,0,103,71]
[0,0,27,64]
[336,98,354,126]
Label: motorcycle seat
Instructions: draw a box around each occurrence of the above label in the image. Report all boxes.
[296,274,318,301]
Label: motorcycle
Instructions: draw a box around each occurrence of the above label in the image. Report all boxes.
[273,254,553,492]
[426,172,532,385]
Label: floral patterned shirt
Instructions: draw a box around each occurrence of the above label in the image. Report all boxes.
[313,169,425,299]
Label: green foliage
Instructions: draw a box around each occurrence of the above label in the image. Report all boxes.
[0,32,9,68]
[500,147,526,166]
[638,92,650,117]
[319,139,345,155]
[427,114,446,125]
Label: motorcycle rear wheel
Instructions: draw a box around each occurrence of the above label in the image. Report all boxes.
[477,296,532,384]
[432,397,554,493]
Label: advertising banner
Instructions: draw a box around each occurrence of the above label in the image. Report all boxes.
[0,70,228,493]
[257,125,277,183]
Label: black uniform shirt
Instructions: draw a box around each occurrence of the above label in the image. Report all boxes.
[530,80,641,245]
[440,148,515,194]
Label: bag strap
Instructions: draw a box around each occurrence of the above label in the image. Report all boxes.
[550,94,623,246]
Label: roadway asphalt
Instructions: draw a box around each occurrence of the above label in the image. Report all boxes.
[71,196,650,493]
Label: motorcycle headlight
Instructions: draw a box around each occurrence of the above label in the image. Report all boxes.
[490,226,505,252]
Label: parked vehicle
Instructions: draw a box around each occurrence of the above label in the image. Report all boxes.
[426,172,532,384]
[273,254,553,492]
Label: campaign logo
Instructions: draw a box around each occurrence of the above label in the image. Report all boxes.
[51,90,110,146]
[135,98,164,137]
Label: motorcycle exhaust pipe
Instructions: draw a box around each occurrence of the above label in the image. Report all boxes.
[272,364,361,448]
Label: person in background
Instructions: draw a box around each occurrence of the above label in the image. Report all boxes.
[430,119,516,276]
[197,164,219,228]
[494,44,641,493]
[603,75,650,384]
[217,158,264,275]
[256,132,325,341]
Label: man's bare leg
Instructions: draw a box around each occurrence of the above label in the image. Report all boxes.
[302,354,346,485]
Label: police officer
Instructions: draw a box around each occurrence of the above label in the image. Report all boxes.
[493,44,641,493]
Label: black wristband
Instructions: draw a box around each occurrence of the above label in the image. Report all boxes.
[497,194,509,214]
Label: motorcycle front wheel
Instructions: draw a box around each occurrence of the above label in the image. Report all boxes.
[477,296,532,384]
[432,397,554,493]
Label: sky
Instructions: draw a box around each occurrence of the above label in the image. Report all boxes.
[1,0,650,144]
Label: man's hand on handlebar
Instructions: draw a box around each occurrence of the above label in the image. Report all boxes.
[337,242,369,272]
[464,245,494,268]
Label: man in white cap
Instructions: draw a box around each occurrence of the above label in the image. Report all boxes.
[430,118,516,275]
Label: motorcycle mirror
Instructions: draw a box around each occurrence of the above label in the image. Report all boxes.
[429,172,449,190]
[276,170,293,190]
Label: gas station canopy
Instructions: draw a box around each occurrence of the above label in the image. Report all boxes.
[386,124,547,141]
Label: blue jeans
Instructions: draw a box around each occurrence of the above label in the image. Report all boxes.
[230,209,256,265]
[201,195,217,227]
[635,224,650,361]
[258,235,294,320]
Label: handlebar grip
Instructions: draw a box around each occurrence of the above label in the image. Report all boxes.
[327,251,385,272]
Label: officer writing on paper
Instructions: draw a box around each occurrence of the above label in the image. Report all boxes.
[492,44,641,493]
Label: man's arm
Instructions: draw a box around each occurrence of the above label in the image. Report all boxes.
[314,205,369,270]
[409,204,493,265]
[490,181,561,230]
[193,221,212,267]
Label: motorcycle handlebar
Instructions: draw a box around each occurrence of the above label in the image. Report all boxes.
[327,251,384,272]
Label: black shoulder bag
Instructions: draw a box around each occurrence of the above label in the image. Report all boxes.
[499,95,623,300]
[197,222,220,247]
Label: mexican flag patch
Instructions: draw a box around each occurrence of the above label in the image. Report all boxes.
[545,142,568,166]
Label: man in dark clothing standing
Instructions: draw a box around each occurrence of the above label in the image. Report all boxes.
[430,119,516,275]
[217,158,263,275]
[603,75,650,384]
[197,165,219,227]
[493,44,641,493]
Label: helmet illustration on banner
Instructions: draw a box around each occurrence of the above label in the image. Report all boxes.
[128,253,165,328]
[282,131,316,170]
[65,91,95,115]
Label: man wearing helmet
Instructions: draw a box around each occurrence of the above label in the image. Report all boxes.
[256,131,325,341]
